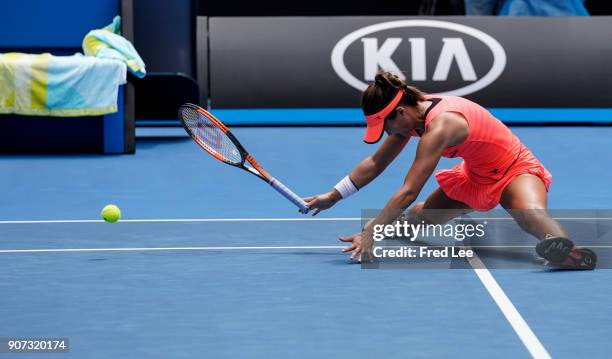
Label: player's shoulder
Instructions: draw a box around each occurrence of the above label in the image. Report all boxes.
[428,111,466,130]
[426,101,468,136]
[427,95,473,105]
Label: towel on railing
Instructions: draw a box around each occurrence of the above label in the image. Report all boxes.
[0,16,144,117]
[0,52,126,116]
[83,16,146,78]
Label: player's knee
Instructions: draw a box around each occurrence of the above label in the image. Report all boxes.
[410,202,424,215]
[410,202,444,225]
[403,203,427,223]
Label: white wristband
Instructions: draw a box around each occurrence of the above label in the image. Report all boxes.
[334,175,359,199]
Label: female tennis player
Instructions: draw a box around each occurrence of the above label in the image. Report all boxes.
[304,71,596,269]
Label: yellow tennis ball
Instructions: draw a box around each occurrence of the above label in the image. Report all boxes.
[101,204,121,223]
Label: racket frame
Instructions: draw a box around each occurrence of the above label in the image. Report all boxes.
[179,103,309,213]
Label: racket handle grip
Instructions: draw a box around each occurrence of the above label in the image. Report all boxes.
[270,177,309,214]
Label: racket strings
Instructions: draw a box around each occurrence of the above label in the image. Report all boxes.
[181,107,243,164]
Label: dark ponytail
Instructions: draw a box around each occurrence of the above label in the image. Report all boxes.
[361,71,426,116]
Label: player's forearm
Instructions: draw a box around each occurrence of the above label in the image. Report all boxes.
[329,156,383,202]
[365,188,417,232]
[349,156,384,189]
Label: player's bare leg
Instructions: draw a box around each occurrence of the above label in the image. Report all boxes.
[500,174,596,269]
[402,187,472,225]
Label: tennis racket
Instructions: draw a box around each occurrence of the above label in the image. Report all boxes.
[178,103,309,213]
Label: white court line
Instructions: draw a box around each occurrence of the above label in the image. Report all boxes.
[0,218,361,224]
[0,217,610,224]
[469,254,551,359]
[0,245,345,254]
[2,245,610,254]
[382,245,612,248]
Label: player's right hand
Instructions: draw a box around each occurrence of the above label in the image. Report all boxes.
[303,190,341,216]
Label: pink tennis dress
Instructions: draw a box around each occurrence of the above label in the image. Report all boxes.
[416,96,552,211]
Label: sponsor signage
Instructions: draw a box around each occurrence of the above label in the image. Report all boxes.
[207,16,612,122]
[331,20,507,97]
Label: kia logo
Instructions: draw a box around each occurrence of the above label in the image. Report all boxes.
[331,20,506,96]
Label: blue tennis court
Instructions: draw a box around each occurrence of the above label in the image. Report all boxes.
[2,0,612,357]
[1,126,611,358]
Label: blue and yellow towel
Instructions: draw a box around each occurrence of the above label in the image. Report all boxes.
[0,16,144,117]
[83,16,146,78]
[0,53,126,116]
